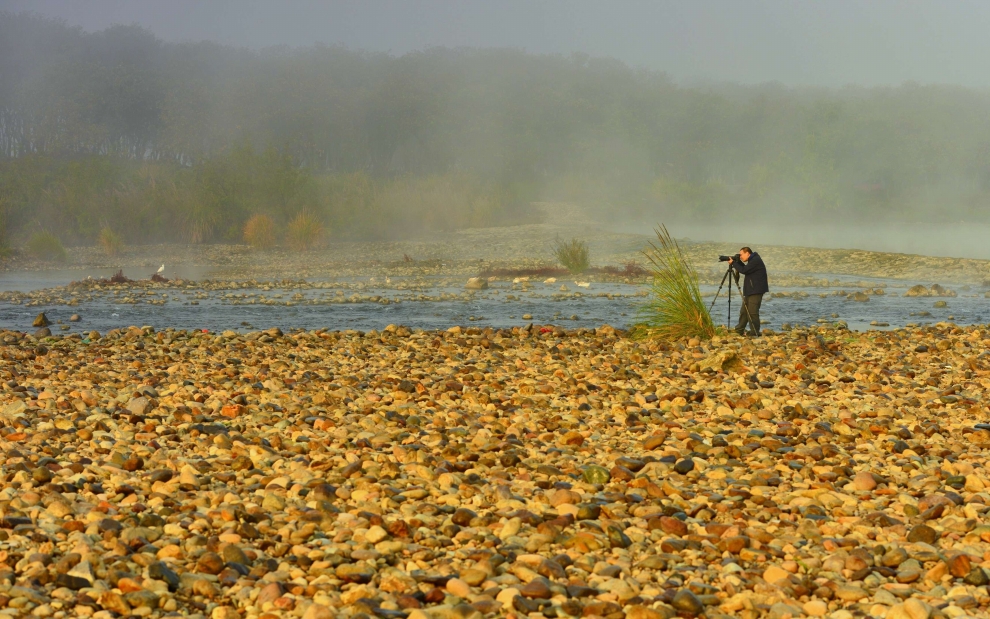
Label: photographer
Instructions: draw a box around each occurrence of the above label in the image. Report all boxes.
[727,247,768,337]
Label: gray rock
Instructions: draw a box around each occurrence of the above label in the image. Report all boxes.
[127,397,153,415]
[222,544,250,566]
[768,603,803,619]
[1,401,28,425]
[148,562,180,591]
[671,589,704,616]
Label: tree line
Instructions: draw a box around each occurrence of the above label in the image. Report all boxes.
[3,12,990,249]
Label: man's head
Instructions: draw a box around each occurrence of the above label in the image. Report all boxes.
[739,247,752,261]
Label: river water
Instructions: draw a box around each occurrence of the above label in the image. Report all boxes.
[0,271,985,334]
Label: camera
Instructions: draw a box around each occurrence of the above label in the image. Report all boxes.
[719,254,741,262]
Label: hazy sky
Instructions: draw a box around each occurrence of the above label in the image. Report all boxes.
[3,0,990,88]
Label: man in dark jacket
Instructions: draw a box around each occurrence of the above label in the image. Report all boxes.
[728,247,768,336]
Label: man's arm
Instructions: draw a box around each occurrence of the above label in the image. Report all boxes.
[732,254,765,275]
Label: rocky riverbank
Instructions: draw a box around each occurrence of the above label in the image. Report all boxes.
[0,322,989,619]
[3,204,990,286]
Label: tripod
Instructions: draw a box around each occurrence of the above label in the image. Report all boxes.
[708,265,757,334]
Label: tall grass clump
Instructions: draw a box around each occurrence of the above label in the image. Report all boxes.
[98,226,124,256]
[286,211,324,251]
[27,230,68,262]
[552,237,590,274]
[636,225,716,340]
[243,214,277,249]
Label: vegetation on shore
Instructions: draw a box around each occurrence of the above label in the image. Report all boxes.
[26,230,68,263]
[5,13,990,251]
[635,225,717,340]
[243,214,278,249]
[98,226,124,257]
[552,237,591,274]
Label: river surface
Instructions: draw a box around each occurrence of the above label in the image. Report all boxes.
[0,271,986,334]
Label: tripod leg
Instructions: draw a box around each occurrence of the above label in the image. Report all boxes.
[727,280,731,330]
[708,268,731,313]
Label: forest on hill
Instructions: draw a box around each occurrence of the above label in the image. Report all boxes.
[3,12,990,249]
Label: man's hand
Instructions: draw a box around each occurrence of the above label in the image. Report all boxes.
[727,257,734,265]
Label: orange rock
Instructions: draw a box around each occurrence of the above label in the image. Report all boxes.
[946,553,972,578]
[313,418,334,431]
[561,431,584,446]
[117,577,144,593]
[220,404,244,418]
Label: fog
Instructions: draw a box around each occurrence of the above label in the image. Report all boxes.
[3,2,990,258]
[10,0,990,89]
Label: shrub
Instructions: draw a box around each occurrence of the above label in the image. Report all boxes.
[286,211,324,251]
[552,237,590,274]
[635,225,716,341]
[27,230,68,262]
[243,214,277,249]
[98,226,124,256]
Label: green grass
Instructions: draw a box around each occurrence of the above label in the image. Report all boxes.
[635,225,716,341]
[26,230,68,262]
[552,237,590,274]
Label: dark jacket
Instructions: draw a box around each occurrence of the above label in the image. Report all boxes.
[732,252,769,296]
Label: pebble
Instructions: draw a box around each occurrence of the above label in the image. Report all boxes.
[671,589,704,616]
[852,470,877,490]
[0,321,988,619]
[907,524,939,544]
[445,578,471,598]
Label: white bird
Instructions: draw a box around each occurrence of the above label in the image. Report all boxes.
[575,281,591,288]
[157,264,165,274]
[544,277,556,284]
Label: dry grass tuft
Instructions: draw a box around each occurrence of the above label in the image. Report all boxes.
[286,211,324,251]
[243,214,278,249]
